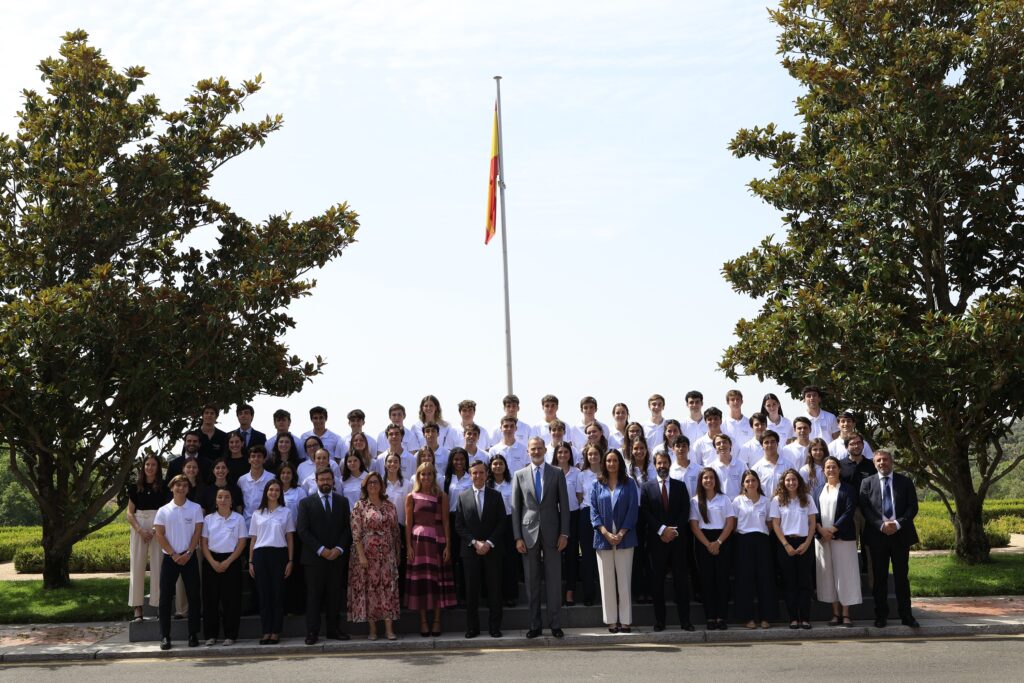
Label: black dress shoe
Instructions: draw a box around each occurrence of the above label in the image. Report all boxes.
[681,623,695,632]
[551,628,565,638]
[504,600,517,608]
[525,628,542,639]
[707,622,719,631]
[901,618,921,628]
[465,630,479,639]
[267,636,279,644]
[583,600,594,607]
[327,631,351,641]
[717,620,728,630]
[652,623,665,632]
[259,638,270,645]
[305,635,318,645]
[160,638,172,650]
[187,634,199,647]
[874,618,887,628]
[489,629,503,638]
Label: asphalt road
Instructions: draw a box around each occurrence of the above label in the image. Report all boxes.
[2,636,1022,681]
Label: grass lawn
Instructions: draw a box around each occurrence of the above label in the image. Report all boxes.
[910,553,1024,597]
[0,578,133,623]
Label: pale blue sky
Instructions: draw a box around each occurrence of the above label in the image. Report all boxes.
[1,1,817,436]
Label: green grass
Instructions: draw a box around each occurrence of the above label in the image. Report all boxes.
[909,553,1024,597]
[0,578,135,623]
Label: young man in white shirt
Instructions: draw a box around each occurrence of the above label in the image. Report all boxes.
[680,390,708,445]
[722,389,755,446]
[829,409,874,460]
[752,431,790,499]
[667,436,701,498]
[569,396,609,451]
[343,409,378,459]
[238,445,275,524]
[782,416,812,467]
[492,394,531,445]
[376,403,421,453]
[798,385,840,441]
[544,419,582,466]
[736,412,768,468]
[489,416,530,473]
[531,394,562,444]
[461,423,491,465]
[375,423,418,481]
[154,474,204,650]
[268,409,304,462]
[421,422,452,475]
[692,407,724,466]
[300,406,348,463]
[644,393,668,450]
[455,400,492,451]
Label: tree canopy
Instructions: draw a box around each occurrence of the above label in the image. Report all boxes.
[0,30,359,586]
[723,1,1024,562]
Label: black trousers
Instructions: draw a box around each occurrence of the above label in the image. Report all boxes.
[733,532,778,622]
[159,553,200,638]
[286,537,306,615]
[304,554,345,637]
[561,509,580,597]
[867,536,912,620]
[631,514,650,599]
[648,534,691,626]
[578,509,598,603]
[462,546,503,631]
[776,535,814,621]
[202,551,242,639]
[499,516,519,602]
[253,546,288,634]
[694,529,733,622]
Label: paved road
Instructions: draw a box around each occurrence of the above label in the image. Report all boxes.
[2,635,1023,680]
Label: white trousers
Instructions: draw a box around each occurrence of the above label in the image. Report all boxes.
[815,538,863,606]
[596,546,633,626]
[128,510,161,607]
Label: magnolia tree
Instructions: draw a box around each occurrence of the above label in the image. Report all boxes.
[0,31,360,587]
[723,1,1024,563]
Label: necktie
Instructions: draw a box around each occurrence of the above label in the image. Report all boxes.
[882,477,894,518]
[476,489,483,515]
[242,429,250,446]
[661,479,669,511]
[323,495,331,514]
[534,466,542,501]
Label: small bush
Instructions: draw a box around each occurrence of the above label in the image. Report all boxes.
[14,535,130,573]
[913,515,1010,550]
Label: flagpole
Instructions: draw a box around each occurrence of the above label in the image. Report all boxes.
[494,75,514,396]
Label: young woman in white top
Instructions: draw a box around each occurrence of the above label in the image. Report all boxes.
[689,467,737,630]
[628,437,655,605]
[608,402,629,450]
[443,447,472,605]
[341,453,369,511]
[577,444,602,607]
[348,432,375,472]
[412,395,458,449]
[201,488,248,645]
[248,479,295,644]
[760,393,793,445]
[552,443,582,606]
[799,438,829,501]
[731,470,779,629]
[277,463,307,616]
[384,452,412,600]
[769,469,818,629]
[487,453,519,607]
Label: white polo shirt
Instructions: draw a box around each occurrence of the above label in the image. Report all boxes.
[733,494,771,535]
[248,505,295,549]
[237,469,275,522]
[569,420,609,451]
[154,498,203,554]
[202,511,248,553]
[488,441,529,474]
[688,494,736,530]
[300,428,349,462]
[769,495,818,537]
[681,416,708,445]
[491,420,532,446]
[829,436,874,461]
[723,415,755,446]
[798,409,839,441]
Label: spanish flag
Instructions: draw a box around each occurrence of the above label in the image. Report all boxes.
[485,104,499,245]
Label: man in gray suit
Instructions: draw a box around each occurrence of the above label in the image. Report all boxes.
[512,436,570,638]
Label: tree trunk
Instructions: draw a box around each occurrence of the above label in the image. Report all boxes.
[41,515,72,589]
[950,485,990,564]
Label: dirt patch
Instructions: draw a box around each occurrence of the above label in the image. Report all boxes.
[0,623,125,647]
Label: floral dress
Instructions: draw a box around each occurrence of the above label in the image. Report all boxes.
[347,498,401,622]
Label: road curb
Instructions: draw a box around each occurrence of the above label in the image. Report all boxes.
[3,621,1023,664]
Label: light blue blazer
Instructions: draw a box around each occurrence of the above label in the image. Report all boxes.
[589,478,639,550]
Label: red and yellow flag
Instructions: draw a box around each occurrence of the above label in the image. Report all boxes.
[485,105,499,244]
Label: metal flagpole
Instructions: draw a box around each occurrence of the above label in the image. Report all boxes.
[494,76,514,396]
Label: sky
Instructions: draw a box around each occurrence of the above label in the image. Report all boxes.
[0,1,817,439]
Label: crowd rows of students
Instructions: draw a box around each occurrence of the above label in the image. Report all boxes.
[126,388,920,648]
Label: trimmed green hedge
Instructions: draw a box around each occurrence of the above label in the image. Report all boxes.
[3,521,131,568]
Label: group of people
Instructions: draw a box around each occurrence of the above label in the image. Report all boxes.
[126,388,921,649]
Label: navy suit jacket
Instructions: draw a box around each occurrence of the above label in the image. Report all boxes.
[859,471,919,547]
[640,477,690,546]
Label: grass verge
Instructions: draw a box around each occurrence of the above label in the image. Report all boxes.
[0,578,133,623]
[909,553,1024,597]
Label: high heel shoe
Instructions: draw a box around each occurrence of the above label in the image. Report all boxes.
[431,620,442,637]
[420,619,430,638]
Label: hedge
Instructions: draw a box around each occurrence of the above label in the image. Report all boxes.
[14,535,130,573]
[2,521,130,565]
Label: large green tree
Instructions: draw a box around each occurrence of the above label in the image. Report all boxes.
[723,1,1024,563]
[0,31,359,587]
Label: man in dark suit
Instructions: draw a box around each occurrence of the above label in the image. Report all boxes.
[512,437,570,639]
[232,403,267,450]
[454,459,506,638]
[296,467,352,644]
[859,449,919,628]
[641,451,695,631]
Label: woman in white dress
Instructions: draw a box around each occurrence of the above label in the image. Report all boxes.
[815,456,862,626]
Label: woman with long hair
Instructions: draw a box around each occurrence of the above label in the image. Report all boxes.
[487,453,519,607]
[584,422,609,461]
[348,472,401,641]
[413,395,457,449]
[384,452,412,602]
[590,448,639,633]
[277,463,306,615]
[815,456,862,626]
[622,421,646,465]
[443,447,471,605]
[248,479,294,644]
[577,444,602,606]
[689,467,737,630]
[224,431,249,485]
[609,402,630,449]
[200,488,247,645]
[341,452,369,511]
[127,455,169,621]
[732,470,778,629]
[405,462,456,636]
[349,432,375,472]
[267,433,300,474]
[800,438,829,500]
[770,468,818,629]
[551,442,582,606]
[760,393,793,445]
[628,437,654,604]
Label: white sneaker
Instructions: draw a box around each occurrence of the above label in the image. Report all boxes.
[222,639,235,646]
[205,638,217,646]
